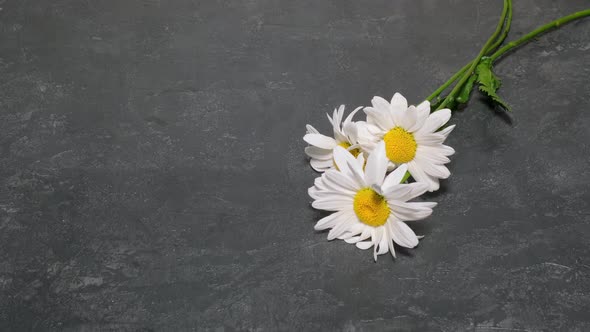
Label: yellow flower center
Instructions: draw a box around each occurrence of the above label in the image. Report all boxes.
[383,127,417,163]
[353,188,390,227]
[337,141,361,157]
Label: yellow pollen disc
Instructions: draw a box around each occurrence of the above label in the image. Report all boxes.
[337,141,361,157]
[353,188,390,227]
[383,127,417,164]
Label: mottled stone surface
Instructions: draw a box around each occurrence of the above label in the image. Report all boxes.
[1,0,589,331]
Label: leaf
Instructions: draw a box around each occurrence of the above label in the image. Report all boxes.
[475,58,500,90]
[478,85,510,110]
[475,57,510,111]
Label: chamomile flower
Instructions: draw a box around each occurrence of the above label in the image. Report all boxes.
[357,93,455,191]
[303,105,362,172]
[309,142,436,261]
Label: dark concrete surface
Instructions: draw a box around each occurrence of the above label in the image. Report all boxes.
[0,0,589,331]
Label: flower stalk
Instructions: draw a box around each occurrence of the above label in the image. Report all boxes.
[426,0,513,103]
[489,8,590,61]
[435,0,510,110]
[427,5,590,110]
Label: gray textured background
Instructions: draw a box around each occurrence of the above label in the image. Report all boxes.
[1,0,589,331]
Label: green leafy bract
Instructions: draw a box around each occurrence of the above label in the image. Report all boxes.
[475,57,510,111]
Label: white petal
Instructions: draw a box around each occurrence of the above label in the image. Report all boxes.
[356,153,365,166]
[382,184,413,201]
[312,196,353,211]
[364,107,394,130]
[308,186,321,200]
[337,222,364,241]
[311,190,352,199]
[304,133,337,150]
[411,202,438,209]
[356,122,384,150]
[416,100,431,116]
[388,235,397,258]
[415,133,446,146]
[438,144,455,156]
[326,111,333,125]
[324,170,361,192]
[343,121,359,144]
[377,228,390,256]
[418,109,452,134]
[332,146,356,176]
[414,156,451,179]
[304,146,332,160]
[347,222,365,236]
[344,106,362,127]
[390,220,419,248]
[438,124,456,138]
[337,232,353,240]
[345,227,372,244]
[390,93,408,111]
[356,241,373,250]
[327,213,355,240]
[306,124,319,134]
[408,105,427,132]
[314,210,351,231]
[335,105,345,124]
[389,201,434,221]
[332,105,348,142]
[372,96,392,111]
[310,158,333,172]
[409,100,430,135]
[344,236,361,244]
[415,146,451,164]
[406,182,430,199]
[314,176,328,192]
[345,159,366,188]
[384,182,429,202]
[407,160,439,192]
[364,141,387,187]
[311,190,355,200]
[372,227,384,261]
[399,105,418,131]
[381,164,409,192]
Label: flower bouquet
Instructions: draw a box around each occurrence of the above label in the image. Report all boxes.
[303,2,590,261]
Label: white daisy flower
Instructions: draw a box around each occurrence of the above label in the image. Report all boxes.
[309,142,436,261]
[303,105,363,172]
[357,92,455,191]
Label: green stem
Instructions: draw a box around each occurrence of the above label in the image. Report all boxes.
[426,0,512,103]
[435,0,510,110]
[401,171,411,183]
[486,0,513,54]
[428,6,590,106]
[490,9,590,61]
[426,63,469,102]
